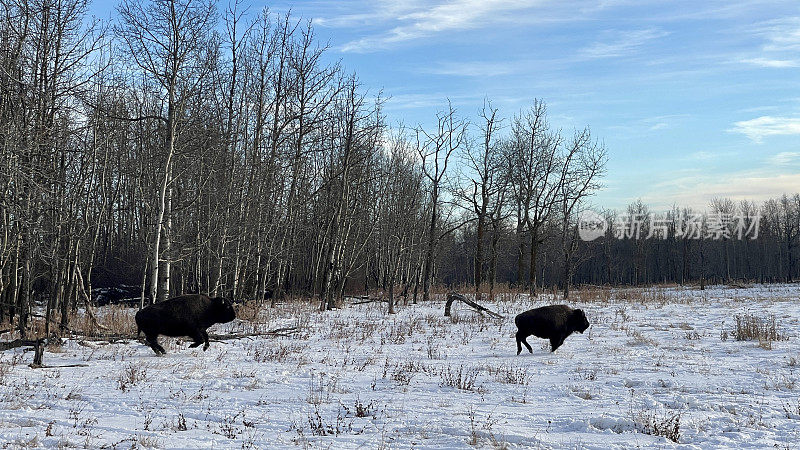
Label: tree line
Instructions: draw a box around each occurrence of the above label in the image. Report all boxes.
[0,0,797,339]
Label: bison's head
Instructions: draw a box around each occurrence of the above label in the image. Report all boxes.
[212,297,237,323]
[570,309,590,333]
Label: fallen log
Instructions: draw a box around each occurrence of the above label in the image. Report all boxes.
[352,298,388,305]
[208,326,300,341]
[0,337,77,369]
[32,363,90,369]
[444,292,504,319]
[3,327,301,354]
[63,326,302,344]
[0,339,42,352]
[75,266,109,331]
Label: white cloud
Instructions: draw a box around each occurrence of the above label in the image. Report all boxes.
[729,116,800,143]
[738,17,800,68]
[314,1,425,28]
[686,151,715,161]
[338,0,538,52]
[756,17,800,53]
[740,57,800,68]
[640,171,800,210]
[579,28,669,59]
[421,60,524,77]
[769,151,800,165]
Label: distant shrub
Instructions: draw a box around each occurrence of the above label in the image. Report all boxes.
[116,363,147,392]
[733,314,787,349]
[440,364,480,392]
[634,409,681,443]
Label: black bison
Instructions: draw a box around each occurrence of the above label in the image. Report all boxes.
[515,305,589,354]
[135,294,236,355]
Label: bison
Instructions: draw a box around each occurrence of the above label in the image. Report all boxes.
[514,305,589,354]
[135,294,236,355]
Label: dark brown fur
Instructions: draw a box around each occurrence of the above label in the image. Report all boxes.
[514,305,589,354]
[135,294,236,355]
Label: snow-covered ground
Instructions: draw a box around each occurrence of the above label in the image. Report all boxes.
[1,284,800,449]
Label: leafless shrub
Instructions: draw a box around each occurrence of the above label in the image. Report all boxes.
[627,329,658,347]
[134,434,162,448]
[214,410,251,439]
[390,360,425,386]
[571,286,612,303]
[467,406,505,448]
[487,364,529,385]
[234,302,262,322]
[426,336,444,359]
[173,413,188,432]
[684,330,700,340]
[766,374,797,391]
[634,408,681,443]
[570,385,593,400]
[70,305,137,336]
[0,360,10,385]
[299,404,353,436]
[339,398,376,419]
[440,364,481,392]
[306,372,345,405]
[733,314,788,349]
[248,341,306,364]
[117,362,148,392]
[68,402,99,437]
[782,398,800,419]
[577,368,597,381]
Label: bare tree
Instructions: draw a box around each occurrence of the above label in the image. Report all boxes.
[558,127,606,299]
[417,102,468,302]
[456,100,504,295]
[505,99,563,295]
[116,0,217,303]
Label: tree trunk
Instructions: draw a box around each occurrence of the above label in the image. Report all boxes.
[149,98,176,304]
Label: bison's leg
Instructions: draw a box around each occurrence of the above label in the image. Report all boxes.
[201,330,210,351]
[145,333,166,355]
[188,329,205,349]
[516,331,533,355]
[550,335,565,352]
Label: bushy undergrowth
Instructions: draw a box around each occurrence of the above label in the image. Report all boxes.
[730,314,788,349]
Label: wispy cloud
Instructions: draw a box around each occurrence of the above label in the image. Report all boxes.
[756,17,800,52]
[769,151,800,165]
[686,151,716,161]
[606,113,688,138]
[641,170,800,210]
[314,1,424,28]
[738,17,800,68]
[579,28,669,59]
[729,116,800,143]
[740,57,799,68]
[338,0,537,52]
[421,60,527,77]
[383,92,485,111]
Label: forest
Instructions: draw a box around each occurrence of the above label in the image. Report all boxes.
[1,0,799,338]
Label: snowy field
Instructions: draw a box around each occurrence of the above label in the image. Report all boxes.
[1,284,800,449]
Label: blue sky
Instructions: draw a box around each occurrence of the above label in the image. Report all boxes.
[91,0,800,210]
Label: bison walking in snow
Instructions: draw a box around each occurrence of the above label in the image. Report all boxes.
[135,294,236,355]
[514,305,589,354]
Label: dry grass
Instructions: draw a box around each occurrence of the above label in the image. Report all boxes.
[634,408,682,443]
[440,364,481,392]
[733,314,788,349]
[116,362,148,392]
